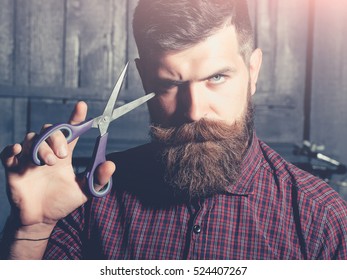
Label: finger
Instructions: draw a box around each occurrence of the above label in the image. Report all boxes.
[1,144,22,168]
[93,161,116,192]
[7,133,37,168]
[21,132,36,154]
[21,132,39,164]
[36,140,58,166]
[1,144,19,163]
[43,128,69,159]
[40,123,52,134]
[68,101,88,151]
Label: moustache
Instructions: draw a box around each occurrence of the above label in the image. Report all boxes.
[150,118,246,146]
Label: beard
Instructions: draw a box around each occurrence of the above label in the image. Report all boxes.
[149,96,255,200]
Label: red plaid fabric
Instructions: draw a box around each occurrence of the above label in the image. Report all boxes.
[44,134,347,259]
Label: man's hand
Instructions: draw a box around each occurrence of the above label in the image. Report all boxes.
[0,101,115,259]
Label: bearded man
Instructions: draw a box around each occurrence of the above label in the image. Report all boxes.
[1,0,347,260]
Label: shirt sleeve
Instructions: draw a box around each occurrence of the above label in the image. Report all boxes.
[43,204,85,260]
[316,199,347,259]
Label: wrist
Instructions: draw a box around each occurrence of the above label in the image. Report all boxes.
[1,214,56,260]
[4,212,56,241]
[14,223,56,240]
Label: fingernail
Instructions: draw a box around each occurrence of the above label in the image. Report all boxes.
[58,146,68,158]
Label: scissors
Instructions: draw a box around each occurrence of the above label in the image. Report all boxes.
[31,62,155,197]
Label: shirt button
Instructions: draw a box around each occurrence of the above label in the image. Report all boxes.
[193,225,201,234]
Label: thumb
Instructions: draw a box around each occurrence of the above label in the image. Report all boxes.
[93,161,116,192]
[68,101,88,150]
[69,101,88,125]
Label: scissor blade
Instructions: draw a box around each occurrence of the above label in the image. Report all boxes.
[102,62,129,118]
[111,92,155,121]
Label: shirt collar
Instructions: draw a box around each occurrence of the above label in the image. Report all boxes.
[224,133,262,195]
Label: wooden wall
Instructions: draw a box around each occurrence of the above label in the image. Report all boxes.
[1,0,347,231]
[310,0,347,199]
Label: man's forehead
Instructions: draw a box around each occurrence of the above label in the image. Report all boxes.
[142,25,243,81]
[143,24,238,58]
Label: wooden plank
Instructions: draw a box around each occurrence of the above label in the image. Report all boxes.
[310,0,347,164]
[0,98,13,150]
[0,84,142,101]
[254,0,309,144]
[65,0,127,89]
[64,0,80,88]
[255,107,302,143]
[0,173,10,232]
[0,98,13,233]
[255,0,277,94]
[77,0,110,88]
[273,0,309,97]
[0,0,14,85]
[127,0,144,99]
[110,0,127,88]
[29,0,65,86]
[0,0,14,231]
[14,0,31,86]
[13,98,28,142]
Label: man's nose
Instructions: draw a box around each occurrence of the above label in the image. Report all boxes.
[181,82,208,122]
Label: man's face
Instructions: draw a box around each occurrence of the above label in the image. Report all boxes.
[137,24,262,128]
[136,25,262,198]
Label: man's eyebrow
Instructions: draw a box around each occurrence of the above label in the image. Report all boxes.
[154,67,237,85]
[155,77,186,86]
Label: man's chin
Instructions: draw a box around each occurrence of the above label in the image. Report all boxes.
[150,97,254,199]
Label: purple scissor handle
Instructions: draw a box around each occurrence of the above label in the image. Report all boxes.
[31,119,111,197]
[30,62,155,197]
[85,132,112,197]
[31,119,94,166]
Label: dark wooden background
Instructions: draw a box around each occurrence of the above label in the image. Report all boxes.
[1,0,346,231]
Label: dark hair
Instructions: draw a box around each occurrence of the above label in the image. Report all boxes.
[133,0,254,63]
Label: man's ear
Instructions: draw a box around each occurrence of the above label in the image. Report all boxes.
[249,48,262,96]
[135,58,150,94]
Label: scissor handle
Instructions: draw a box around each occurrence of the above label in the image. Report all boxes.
[31,119,94,166]
[85,133,112,197]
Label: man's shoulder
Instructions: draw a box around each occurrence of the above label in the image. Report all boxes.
[257,138,347,209]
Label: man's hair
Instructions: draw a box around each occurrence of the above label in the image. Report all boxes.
[133,0,254,63]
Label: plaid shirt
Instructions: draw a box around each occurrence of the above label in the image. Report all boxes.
[44,134,347,259]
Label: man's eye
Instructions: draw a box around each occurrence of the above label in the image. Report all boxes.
[209,74,226,84]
